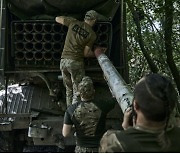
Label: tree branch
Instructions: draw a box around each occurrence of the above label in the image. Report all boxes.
[126,0,158,73]
[164,0,180,94]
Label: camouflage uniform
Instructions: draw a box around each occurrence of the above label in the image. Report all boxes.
[75,146,98,153]
[64,100,103,153]
[60,59,85,107]
[99,126,180,152]
[63,76,113,153]
[59,11,97,107]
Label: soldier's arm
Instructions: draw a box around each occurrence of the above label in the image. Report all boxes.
[84,46,95,57]
[84,33,97,57]
[62,106,74,137]
[62,124,72,137]
[55,16,76,26]
[122,107,134,130]
[84,46,107,57]
[55,16,65,25]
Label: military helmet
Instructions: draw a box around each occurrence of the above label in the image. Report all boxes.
[78,76,94,100]
[84,10,98,20]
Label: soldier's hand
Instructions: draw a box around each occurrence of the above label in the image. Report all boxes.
[95,47,107,53]
[94,47,107,57]
[100,47,107,53]
[122,107,133,130]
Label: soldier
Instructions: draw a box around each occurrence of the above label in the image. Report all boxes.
[62,76,114,153]
[55,10,97,107]
[99,73,180,152]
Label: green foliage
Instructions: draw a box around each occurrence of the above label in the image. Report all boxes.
[127,0,180,90]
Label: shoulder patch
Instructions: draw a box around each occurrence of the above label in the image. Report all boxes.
[72,24,89,38]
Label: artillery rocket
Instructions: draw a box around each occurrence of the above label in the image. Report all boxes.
[95,48,133,113]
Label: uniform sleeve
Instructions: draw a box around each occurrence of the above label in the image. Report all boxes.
[64,109,73,125]
[86,33,97,48]
[99,130,124,153]
[63,16,77,27]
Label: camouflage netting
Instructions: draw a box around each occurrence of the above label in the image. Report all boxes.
[6,0,120,21]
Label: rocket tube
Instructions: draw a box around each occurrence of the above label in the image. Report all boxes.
[25,51,34,61]
[44,52,52,61]
[15,51,24,60]
[34,52,43,61]
[95,48,133,113]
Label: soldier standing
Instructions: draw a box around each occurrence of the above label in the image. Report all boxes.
[55,10,97,107]
[99,73,180,152]
[62,76,114,153]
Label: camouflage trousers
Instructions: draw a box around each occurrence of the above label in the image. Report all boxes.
[75,146,98,153]
[60,59,85,107]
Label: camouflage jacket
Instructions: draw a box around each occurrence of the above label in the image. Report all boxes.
[99,126,180,152]
[64,100,110,148]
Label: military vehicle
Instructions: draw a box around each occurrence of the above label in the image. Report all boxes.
[0,0,128,152]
